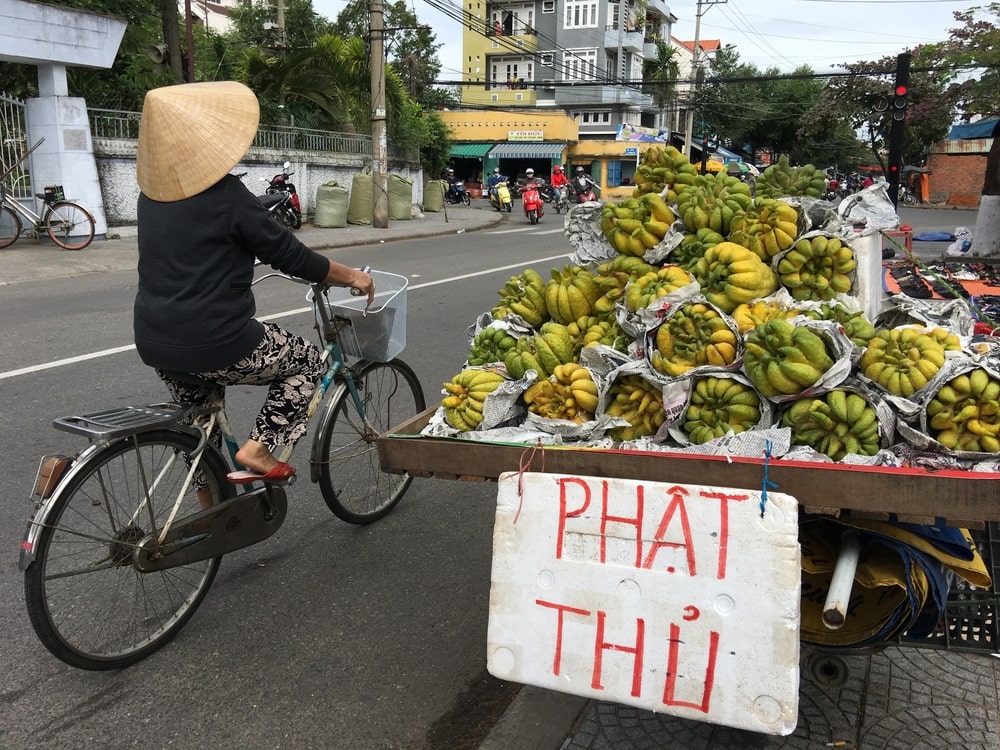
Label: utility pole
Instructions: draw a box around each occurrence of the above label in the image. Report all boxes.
[370,0,389,228]
[184,0,195,81]
[681,0,726,161]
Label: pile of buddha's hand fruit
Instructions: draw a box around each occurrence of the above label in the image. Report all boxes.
[435,146,992,463]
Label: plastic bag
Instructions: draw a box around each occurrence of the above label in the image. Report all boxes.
[946,226,973,256]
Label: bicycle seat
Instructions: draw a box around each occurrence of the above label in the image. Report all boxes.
[160,370,220,388]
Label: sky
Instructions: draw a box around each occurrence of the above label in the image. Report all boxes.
[309,0,974,80]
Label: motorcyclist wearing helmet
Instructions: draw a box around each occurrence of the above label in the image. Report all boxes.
[522,167,545,186]
[571,166,598,202]
[550,165,570,204]
[443,167,461,201]
[486,166,507,203]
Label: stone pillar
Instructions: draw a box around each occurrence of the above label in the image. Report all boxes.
[25,64,108,237]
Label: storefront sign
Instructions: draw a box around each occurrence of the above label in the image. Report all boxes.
[508,129,544,142]
[624,147,638,156]
[487,472,801,735]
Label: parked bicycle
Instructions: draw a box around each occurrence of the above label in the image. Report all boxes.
[21,267,425,670]
[0,139,96,251]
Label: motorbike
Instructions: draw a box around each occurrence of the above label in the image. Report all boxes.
[537,183,556,204]
[521,181,545,224]
[571,175,598,203]
[236,171,300,230]
[444,182,472,206]
[550,184,570,214]
[899,183,918,205]
[489,180,513,212]
[262,161,301,229]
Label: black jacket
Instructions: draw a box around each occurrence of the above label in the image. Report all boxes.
[134,175,329,373]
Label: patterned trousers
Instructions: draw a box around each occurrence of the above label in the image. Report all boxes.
[157,321,324,451]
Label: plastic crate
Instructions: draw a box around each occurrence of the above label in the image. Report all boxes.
[324,270,407,362]
[898,522,1000,653]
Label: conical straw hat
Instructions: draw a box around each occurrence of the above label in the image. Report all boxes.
[137,81,260,202]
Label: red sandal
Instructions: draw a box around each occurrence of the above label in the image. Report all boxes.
[227,462,296,485]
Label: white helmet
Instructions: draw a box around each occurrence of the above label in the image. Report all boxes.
[525,168,534,176]
[493,167,500,173]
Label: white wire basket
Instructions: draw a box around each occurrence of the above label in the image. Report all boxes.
[323,270,408,362]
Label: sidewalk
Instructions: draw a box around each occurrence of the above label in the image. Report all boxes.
[0,202,504,286]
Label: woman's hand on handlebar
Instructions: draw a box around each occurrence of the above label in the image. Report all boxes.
[324,260,375,304]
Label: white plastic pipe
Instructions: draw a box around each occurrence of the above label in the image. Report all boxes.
[822,530,862,629]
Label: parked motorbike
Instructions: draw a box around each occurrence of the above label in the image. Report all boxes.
[571,175,598,203]
[444,182,472,206]
[521,181,545,224]
[489,180,513,212]
[899,183,918,205]
[236,171,300,230]
[262,161,301,229]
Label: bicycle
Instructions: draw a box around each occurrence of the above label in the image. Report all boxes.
[0,139,96,251]
[20,268,425,670]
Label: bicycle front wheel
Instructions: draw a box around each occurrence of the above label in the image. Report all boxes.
[45,201,95,250]
[0,204,22,248]
[318,359,425,524]
[24,430,234,670]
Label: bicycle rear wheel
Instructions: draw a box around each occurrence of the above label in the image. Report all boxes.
[0,204,22,248]
[318,359,425,524]
[24,430,233,670]
[45,201,95,250]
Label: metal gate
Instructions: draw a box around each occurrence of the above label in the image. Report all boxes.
[0,93,30,198]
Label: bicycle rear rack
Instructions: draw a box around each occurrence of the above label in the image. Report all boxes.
[53,403,192,440]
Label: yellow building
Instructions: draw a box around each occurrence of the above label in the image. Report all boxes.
[441,109,666,201]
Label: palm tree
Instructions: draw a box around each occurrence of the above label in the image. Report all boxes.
[643,39,680,132]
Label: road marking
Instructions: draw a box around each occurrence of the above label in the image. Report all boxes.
[0,253,570,380]
[486,227,536,235]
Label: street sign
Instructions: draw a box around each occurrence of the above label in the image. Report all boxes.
[487,472,801,735]
[624,147,638,156]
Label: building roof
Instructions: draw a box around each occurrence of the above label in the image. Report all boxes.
[949,118,999,140]
[671,38,723,54]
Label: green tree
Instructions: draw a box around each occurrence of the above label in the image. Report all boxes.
[642,39,680,129]
[333,0,446,108]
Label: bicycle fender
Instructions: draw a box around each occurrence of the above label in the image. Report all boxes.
[19,442,104,571]
[308,382,349,484]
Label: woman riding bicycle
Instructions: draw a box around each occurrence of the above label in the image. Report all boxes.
[133,81,374,485]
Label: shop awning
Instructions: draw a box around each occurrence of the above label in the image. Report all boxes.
[448,143,495,158]
[489,142,568,159]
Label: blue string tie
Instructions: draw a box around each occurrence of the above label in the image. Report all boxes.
[760,439,778,518]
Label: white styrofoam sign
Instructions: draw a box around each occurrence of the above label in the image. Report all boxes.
[487,472,801,736]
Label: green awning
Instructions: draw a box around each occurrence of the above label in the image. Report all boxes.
[449,143,495,158]
[488,142,567,159]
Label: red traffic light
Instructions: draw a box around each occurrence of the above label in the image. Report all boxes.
[889,164,899,174]
[895,85,907,96]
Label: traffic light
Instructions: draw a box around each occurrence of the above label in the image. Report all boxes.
[892,84,907,120]
[873,94,889,113]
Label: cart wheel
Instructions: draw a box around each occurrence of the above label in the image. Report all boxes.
[804,650,850,688]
